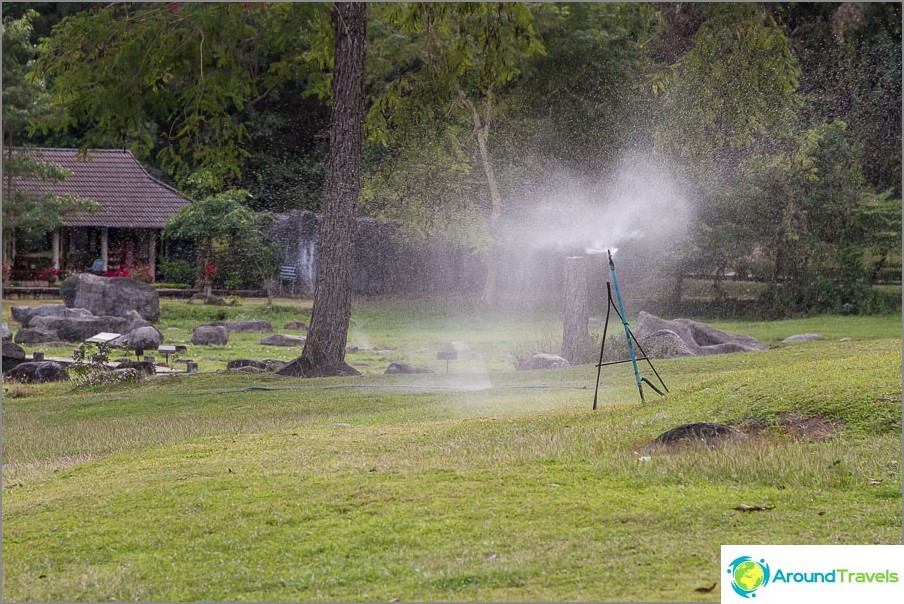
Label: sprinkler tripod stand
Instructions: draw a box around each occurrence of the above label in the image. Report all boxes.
[592,250,668,409]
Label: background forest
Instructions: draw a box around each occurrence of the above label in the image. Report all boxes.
[3,2,901,316]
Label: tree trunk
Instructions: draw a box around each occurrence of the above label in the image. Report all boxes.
[561,256,591,364]
[281,2,366,377]
[459,89,503,306]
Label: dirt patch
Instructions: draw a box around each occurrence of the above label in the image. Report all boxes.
[775,412,839,442]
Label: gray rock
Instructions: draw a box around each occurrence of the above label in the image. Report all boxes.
[839,337,853,342]
[6,361,69,383]
[329,423,351,428]
[259,333,306,347]
[634,312,768,358]
[200,320,273,333]
[111,326,164,350]
[2,341,26,372]
[650,423,746,448]
[282,320,309,331]
[60,273,160,321]
[782,333,821,343]
[192,325,229,346]
[2,322,12,341]
[227,358,268,370]
[642,329,696,359]
[520,353,570,370]
[384,362,434,375]
[14,328,60,345]
[11,304,93,328]
[345,345,359,354]
[114,360,156,377]
[30,315,136,342]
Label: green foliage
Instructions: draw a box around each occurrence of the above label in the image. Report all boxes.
[2,11,100,257]
[654,3,800,163]
[34,3,330,194]
[157,259,195,286]
[163,189,256,242]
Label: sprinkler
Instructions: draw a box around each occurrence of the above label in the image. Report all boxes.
[591,249,668,409]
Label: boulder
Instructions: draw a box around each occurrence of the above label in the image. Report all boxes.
[111,326,164,350]
[641,329,696,359]
[227,358,268,370]
[2,341,26,372]
[30,315,136,342]
[6,361,69,383]
[282,320,309,331]
[384,362,433,375]
[60,273,160,321]
[225,320,272,333]
[192,325,229,346]
[2,322,12,341]
[260,358,287,372]
[14,328,60,345]
[11,304,93,328]
[520,353,570,370]
[198,320,273,333]
[275,358,361,378]
[782,333,820,343]
[114,360,156,377]
[650,423,746,448]
[259,333,306,347]
[634,312,768,358]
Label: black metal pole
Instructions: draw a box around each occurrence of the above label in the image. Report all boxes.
[592,282,613,410]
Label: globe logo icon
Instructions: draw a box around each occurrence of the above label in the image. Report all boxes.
[727,556,771,598]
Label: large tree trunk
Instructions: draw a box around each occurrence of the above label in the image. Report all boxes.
[280,2,366,378]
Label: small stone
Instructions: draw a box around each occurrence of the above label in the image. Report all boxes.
[384,362,433,375]
[839,337,852,342]
[329,423,351,428]
[519,353,570,370]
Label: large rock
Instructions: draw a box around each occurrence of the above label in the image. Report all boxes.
[275,358,361,378]
[14,328,60,345]
[11,304,93,328]
[2,341,26,372]
[198,320,273,333]
[384,362,433,375]
[111,326,164,350]
[634,312,768,358]
[192,325,229,346]
[639,329,695,359]
[114,360,156,377]
[227,358,268,370]
[259,333,306,347]
[30,315,140,342]
[60,273,160,321]
[6,361,70,383]
[520,353,570,370]
[2,322,12,341]
[782,333,820,343]
[650,423,746,448]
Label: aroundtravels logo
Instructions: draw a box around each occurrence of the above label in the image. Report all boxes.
[727,556,771,598]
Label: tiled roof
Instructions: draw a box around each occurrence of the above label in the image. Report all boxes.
[6,148,192,229]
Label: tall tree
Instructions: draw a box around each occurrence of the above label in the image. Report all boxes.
[367,2,543,305]
[279,2,366,376]
[2,10,98,265]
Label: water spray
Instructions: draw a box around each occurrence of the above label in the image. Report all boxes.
[592,249,668,409]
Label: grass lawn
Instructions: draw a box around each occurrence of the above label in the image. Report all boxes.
[1,298,901,601]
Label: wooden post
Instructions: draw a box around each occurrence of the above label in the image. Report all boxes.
[561,256,591,365]
[101,227,109,272]
[52,229,61,270]
[148,230,156,281]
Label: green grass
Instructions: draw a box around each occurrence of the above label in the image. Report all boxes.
[2,299,902,601]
